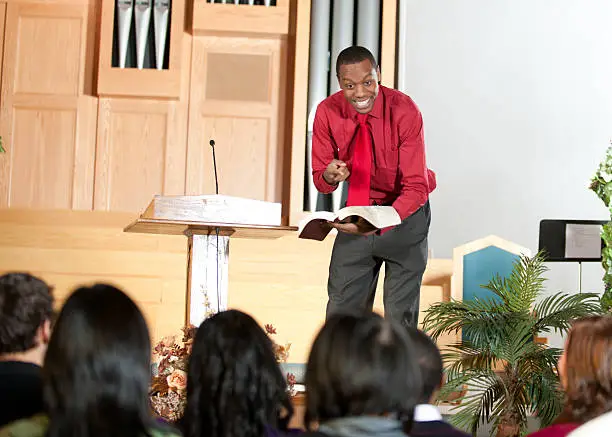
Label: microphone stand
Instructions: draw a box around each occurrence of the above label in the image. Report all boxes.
[209,139,221,313]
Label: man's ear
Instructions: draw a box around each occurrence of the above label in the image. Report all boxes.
[40,319,52,345]
[376,66,382,85]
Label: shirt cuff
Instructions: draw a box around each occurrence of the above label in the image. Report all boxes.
[314,172,339,194]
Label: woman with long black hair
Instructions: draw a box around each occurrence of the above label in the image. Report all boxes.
[0,284,180,437]
[182,309,293,437]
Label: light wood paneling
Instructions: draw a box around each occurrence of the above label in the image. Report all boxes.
[0,2,97,209]
[96,0,185,99]
[0,209,187,342]
[380,0,397,88]
[191,0,290,36]
[0,2,7,192]
[287,0,309,225]
[94,99,183,212]
[0,209,453,363]
[186,36,286,203]
[93,34,192,213]
[0,3,6,89]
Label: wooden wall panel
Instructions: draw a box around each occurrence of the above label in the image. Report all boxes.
[186,36,285,203]
[0,209,453,363]
[0,3,5,87]
[0,209,188,342]
[0,2,96,209]
[93,33,192,213]
[287,0,310,225]
[380,0,397,88]
[94,99,180,212]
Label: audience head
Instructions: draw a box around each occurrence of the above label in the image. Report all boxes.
[0,272,53,364]
[184,309,292,437]
[558,315,612,423]
[404,327,443,404]
[43,284,156,437]
[304,313,422,429]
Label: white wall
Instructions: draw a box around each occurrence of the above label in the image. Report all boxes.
[398,0,612,345]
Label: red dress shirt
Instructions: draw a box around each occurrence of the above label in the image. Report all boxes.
[526,423,579,437]
[312,86,436,220]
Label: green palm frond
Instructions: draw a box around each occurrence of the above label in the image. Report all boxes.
[445,371,505,435]
[422,297,508,342]
[482,252,548,312]
[495,319,540,365]
[442,342,501,379]
[517,346,561,378]
[528,371,564,427]
[534,292,603,334]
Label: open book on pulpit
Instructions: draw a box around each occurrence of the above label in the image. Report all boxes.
[298,206,401,241]
[140,194,282,226]
[125,194,296,327]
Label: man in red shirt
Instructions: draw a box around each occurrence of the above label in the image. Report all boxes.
[312,46,436,327]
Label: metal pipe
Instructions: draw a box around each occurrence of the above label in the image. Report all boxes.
[306,0,331,212]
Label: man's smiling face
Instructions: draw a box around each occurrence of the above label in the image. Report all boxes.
[337,59,380,114]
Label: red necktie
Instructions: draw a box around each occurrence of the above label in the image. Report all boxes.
[346,113,372,206]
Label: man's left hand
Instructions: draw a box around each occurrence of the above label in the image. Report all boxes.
[328,218,377,236]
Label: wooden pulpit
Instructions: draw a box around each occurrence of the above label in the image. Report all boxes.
[125,195,296,326]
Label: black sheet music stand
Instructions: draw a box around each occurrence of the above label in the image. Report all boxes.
[538,219,607,292]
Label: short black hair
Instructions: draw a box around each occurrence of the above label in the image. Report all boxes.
[304,313,421,429]
[184,309,293,437]
[404,327,443,404]
[335,45,378,76]
[0,272,53,354]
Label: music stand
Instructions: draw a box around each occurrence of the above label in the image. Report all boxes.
[538,219,607,292]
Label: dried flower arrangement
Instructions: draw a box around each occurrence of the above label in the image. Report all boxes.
[149,323,294,422]
[149,325,196,422]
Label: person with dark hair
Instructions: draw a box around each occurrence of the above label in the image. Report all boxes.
[528,315,612,437]
[311,45,436,328]
[301,312,421,437]
[0,273,53,427]
[0,284,180,437]
[404,327,470,437]
[182,309,294,437]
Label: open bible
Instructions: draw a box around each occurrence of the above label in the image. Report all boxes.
[298,206,401,241]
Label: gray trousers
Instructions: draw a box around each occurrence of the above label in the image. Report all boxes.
[326,201,431,328]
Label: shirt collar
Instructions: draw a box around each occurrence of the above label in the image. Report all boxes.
[413,404,443,422]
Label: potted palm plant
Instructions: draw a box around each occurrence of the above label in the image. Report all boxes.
[423,252,602,437]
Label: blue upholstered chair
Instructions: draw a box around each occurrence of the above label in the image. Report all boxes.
[451,235,531,341]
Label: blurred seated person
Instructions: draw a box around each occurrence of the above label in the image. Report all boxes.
[0,284,180,437]
[568,410,612,437]
[301,312,421,437]
[0,273,53,427]
[404,327,470,437]
[182,309,294,437]
[528,315,612,437]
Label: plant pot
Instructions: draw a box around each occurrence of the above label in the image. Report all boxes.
[496,423,521,437]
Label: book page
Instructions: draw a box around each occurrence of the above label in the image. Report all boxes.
[565,223,602,259]
[297,211,337,240]
[336,206,401,229]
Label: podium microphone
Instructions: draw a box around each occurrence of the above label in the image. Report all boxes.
[209,139,219,195]
[209,139,221,312]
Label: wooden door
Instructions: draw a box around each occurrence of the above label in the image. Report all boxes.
[92,34,192,213]
[185,36,287,203]
[0,1,97,209]
[93,98,188,213]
